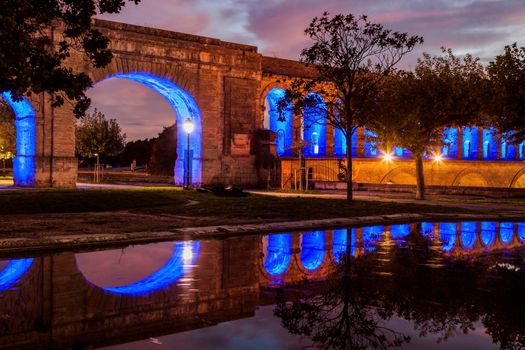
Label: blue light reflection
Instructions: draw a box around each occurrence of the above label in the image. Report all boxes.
[421,222,435,238]
[332,229,356,263]
[460,222,477,249]
[481,222,497,247]
[263,233,292,275]
[89,241,200,296]
[500,222,514,244]
[439,223,457,252]
[362,226,384,251]
[0,258,34,291]
[390,224,411,240]
[300,231,325,270]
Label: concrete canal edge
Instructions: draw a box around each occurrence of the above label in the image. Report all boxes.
[1,213,525,255]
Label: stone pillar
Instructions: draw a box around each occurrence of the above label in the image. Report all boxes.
[477,126,484,160]
[292,112,302,157]
[457,127,463,159]
[33,93,77,188]
[326,123,334,157]
[357,127,365,158]
[497,131,502,160]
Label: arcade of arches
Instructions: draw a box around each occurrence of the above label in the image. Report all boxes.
[3,19,525,189]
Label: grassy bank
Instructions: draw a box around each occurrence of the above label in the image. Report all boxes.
[0,187,480,237]
[0,187,473,216]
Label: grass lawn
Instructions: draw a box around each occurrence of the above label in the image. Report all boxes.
[0,187,479,237]
[0,187,473,216]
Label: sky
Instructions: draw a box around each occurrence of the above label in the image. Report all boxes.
[89,0,525,141]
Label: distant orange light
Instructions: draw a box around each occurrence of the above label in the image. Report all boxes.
[433,154,443,163]
[382,152,394,162]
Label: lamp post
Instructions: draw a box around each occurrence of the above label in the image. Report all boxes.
[183,118,194,189]
[94,153,100,183]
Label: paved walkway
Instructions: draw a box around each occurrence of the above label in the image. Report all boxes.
[248,190,525,216]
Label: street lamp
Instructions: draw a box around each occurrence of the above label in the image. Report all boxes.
[183,118,194,189]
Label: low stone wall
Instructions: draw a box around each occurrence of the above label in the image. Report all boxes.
[313,180,525,198]
[77,170,174,185]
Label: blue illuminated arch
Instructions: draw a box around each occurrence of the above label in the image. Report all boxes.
[482,128,498,160]
[332,229,356,263]
[462,127,479,160]
[460,222,477,249]
[442,128,458,159]
[265,88,293,156]
[99,72,202,186]
[302,93,326,157]
[300,231,325,270]
[1,92,36,186]
[362,225,385,251]
[500,222,514,245]
[263,233,292,275]
[390,224,411,240]
[364,128,379,157]
[334,128,357,157]
[79,241,200,296]
[0,258,34,291]
[481,222,497,247]
[439,223,457,252]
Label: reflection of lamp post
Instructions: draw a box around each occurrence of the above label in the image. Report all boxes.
[183,118,194,189]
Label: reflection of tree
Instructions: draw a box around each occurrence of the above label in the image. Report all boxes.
[274,228,525,349]
[275,229,410,350]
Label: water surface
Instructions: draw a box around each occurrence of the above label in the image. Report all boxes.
[1,221,524,349]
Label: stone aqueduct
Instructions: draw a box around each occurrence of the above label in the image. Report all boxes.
[3,19,525,189]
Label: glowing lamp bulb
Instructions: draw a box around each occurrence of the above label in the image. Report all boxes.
[433,154,443,162]
[382,152,393,162]
[183,118,194,134]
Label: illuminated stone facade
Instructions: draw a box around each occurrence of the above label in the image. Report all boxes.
[5,19,525,188]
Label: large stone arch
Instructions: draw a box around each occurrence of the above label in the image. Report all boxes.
[509,167,525,188]
[88,59,203,186]
[452,168,489,187]
[380,166,417,185]
[260,84,293,157]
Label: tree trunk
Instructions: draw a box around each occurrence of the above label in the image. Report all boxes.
[345,126,353,202]
[415,153,425,200]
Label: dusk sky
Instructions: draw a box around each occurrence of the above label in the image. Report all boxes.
[89,0,525,141]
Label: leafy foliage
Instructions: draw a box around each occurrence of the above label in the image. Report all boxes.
[0,0,140,117]
[121,137,155,167]
[486,43,525,143]
[370,49,485,199]
[0,100,16,158]
[75,108,126,159]
[148,124,177,176]
[279,12,423,201]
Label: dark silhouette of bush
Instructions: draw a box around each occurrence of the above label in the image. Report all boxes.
[148,124,177,176]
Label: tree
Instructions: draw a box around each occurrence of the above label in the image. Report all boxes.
[485,43,525,143]
[121,138,156,168]
[0,0,140,117]
[279,12,423,201]
[370,49,485,200]
[76,108,126,161]
[148,125,177,176]
[0,101,16,175]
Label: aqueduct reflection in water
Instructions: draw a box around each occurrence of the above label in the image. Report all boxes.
[1,221,525,349]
